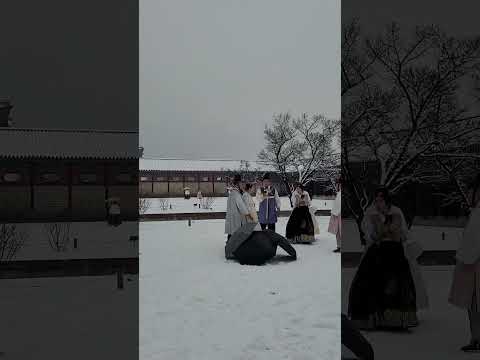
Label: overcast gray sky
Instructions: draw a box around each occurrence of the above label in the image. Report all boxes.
[343,0,479,37]
[140,0,340,160]
[1,0,137,131]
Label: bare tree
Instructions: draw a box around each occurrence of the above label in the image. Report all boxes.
[258,112,339,206]
[44,222,71,252]
[0,223,27,261]
[342,20,480,242]
[425,154,480,213]
[226,160,262,183]
[199,197,215,210]
[139,196,152,215]
[158,198,170,211]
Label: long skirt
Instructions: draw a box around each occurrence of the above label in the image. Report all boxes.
[328,214,341,237]
[309,206,320,235]
[286,206,315,243]
[404,241,429,310]
[449,260,480,311]
[348,241,418,330]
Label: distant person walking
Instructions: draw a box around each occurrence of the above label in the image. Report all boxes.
[449,175,480,352]
[225,174,252,240]
[329,179,341,253]
[256,173,281,232]
[106,198,121,226]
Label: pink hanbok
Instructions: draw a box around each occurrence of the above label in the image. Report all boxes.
[328,190,341,247]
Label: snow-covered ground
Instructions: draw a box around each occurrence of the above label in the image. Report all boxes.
[140,216,341,360]
[0,275,139,360]
[342,219,463,252]
[7,221,138,261]
[342,267,473,359]
[143,196,333,214]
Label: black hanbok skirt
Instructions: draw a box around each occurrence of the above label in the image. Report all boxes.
[348,241,418,330]
[286,206,315,243]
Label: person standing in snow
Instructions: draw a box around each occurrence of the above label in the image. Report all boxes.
[107,199,121,226]
[242,183,258,223]
[348,187,418,331]
[256,173,281,232]
[286,183,315,243]
[449,175,480,352]
[225,174,252,240]
[329,179,341,253]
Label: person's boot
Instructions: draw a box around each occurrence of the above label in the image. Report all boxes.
[461,341,480,352]
[333,247,340,253]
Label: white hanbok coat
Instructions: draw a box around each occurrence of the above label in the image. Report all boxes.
[225,188,250,235]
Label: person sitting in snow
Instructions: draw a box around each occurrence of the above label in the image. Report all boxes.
[256,173,281,232]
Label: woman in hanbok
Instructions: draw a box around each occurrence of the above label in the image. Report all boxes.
[225,174,252,240]
[449,176,480,352]
[242,183,258,223]
[348,187,418,331]
[329,179,341,253]
[256,173,281,232]
[286,184,315,243]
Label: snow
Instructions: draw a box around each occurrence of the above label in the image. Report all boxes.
[0,275,139,360]
[140,216,340,360]
[7,221,138,261]
[342,267,473,359]
[342,219,463,252]
[143,196,333,214]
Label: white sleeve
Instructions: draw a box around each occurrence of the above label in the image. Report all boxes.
[291,193,298,208]
[305,192,311,206]
[397,208,410,242]
[256,188,264,203]
[275,189,281,210]
[236,193,249,216]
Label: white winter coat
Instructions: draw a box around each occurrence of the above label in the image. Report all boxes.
[225,188,250,235]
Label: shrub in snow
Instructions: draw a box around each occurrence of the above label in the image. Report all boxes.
[158,198,170,211]
[44,222,71,252]
[139,197,152,215]
[200,197,215,210]
[0,223,27,261]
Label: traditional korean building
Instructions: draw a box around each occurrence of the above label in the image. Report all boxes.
[139,158,272,197]
[0,127,139,221]
[139,158,334,197]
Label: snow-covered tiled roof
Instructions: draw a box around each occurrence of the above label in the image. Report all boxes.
[0,128,139,159]
[140,158,274,172]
